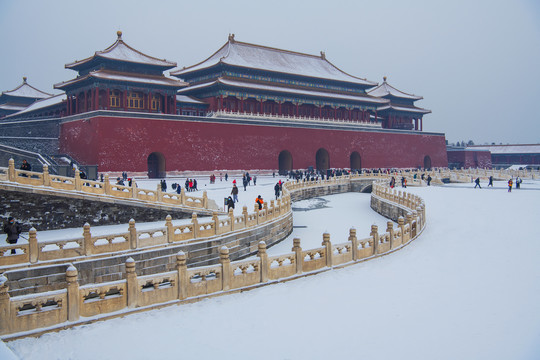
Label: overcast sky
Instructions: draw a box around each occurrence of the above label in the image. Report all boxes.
[1,0,538,145]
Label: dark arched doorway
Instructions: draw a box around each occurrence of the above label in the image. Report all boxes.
[424,155,432,170]
[350,151,361,171]
[278,150,293,175]
[316,148,330,174]
[148,152,166,178]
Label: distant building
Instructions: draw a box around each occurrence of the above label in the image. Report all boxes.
[0,77,51,118]
[446,146,492,169]
[468,144,540,169]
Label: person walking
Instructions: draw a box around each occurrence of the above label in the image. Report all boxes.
[508,178,513,192]
[231,184,239,203]
[488,176,493,187]
[274,182,281,199]
[226,196,235,212]
[474,177,481,188]
[3,217,22,254]
[516,176,521,189]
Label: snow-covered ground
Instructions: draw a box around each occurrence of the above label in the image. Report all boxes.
[3,178,540,360]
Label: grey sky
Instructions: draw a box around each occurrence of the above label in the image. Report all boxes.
[1,0,538,145]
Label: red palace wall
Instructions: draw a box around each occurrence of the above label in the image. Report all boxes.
[59,115,448,172]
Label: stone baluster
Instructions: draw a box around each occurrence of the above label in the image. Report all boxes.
[66,264,80,321]
[258,241,268,283]
[156,184,163,202]
[165,215,174,243]
[322,233,332,267]
[42,165,50,187]
[220,246,231,291]
[0,275,11,334]
[242,206,248,227]
[270,200,275,218]
[28,227,38,263]
[131,179,137,199]
[180,187,186,205]
[229,208,235,231]
[125,257,138,308]
[104,174,111,195]
[74,169,82,191]
[202,190,208,209]
[348,228,358,261]
[387,221,395,249]
[8,158,15,182]
[128,219,137,249]
[412,210,418,237]
[212,212,219,235]
[406,213,413,240]
[191,213,199,238]
[176,251,188,300]
[254,204,260,224]
[292,238,303,275]
[83,223,93,256]
[371,225,379,255]
[398,216,405,245]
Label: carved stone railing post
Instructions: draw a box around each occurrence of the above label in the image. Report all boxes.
[104,174,111,195]
[66,264,80,321]
[242,206,248,227]
[220,246,231,291]
[180,187,186,205]
[270,200,275,218]
[128,219,137,249]
[254,204,260,225]
[406,213,413,241]
[74,169,82,191]
[348,228,358,261]
[126,257,138,308]
[8,158,15,182]
[0,275,11,334]
[370,225,379,255]
[165,215,174,243]
[258,241,268,283]
[398,216,405,245]
[292,238,303,275]
[322,233,332,267]
[202,190,208,209]
[387,221,395,249]
[191,213,199,238]
[131,179,137,199]
[176,251,188,300]
[263,202,268,222]
[28,227,38,263]
[42,165,50,187]
[212,212,219,235]
[229,208,235,231]
[156,184,163,202]
[83,223,92,256]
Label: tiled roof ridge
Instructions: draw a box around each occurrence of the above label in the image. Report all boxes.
[2,77,52,98]
[65,31,176,69]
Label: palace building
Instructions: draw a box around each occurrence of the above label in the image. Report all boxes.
[0,32,448,176]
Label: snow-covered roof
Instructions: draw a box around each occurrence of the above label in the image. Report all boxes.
[171,35,377,87]
[368,77,423,100]
[179,77,388,105]
[65,31,176,70]
[0,104,26,111]
[376,104,431,114]
[55,70,187,89]
[1,77,52,99]
[468,144,540,155]
[5,93,66,118]
[176,95,206,104]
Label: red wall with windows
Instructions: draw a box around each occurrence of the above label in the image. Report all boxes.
[60,115,448,171]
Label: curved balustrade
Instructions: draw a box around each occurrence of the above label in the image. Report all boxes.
[0,173,428,338]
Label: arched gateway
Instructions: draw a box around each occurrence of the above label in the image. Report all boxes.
[424,155,432,170]
[316,148,330,173]
[278,150,293,175]
[350,151,361,171]
[148,152,166,178]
